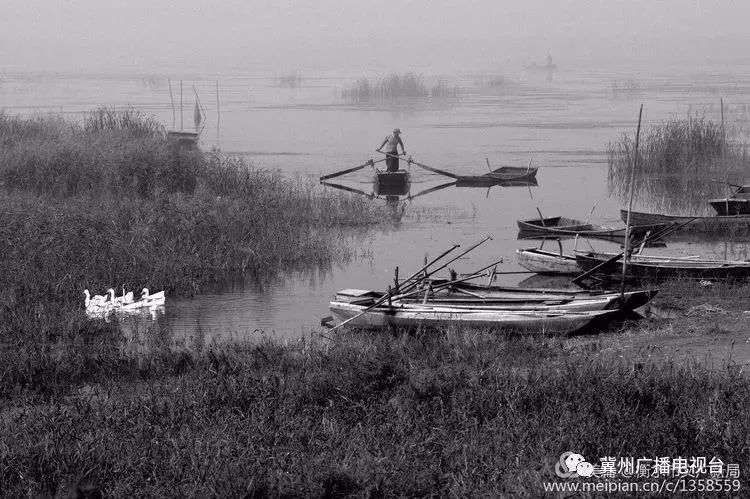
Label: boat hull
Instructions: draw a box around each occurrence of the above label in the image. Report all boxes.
[619,209,750,234]
[517,216,667,243]
[456,167,538,186]
[329,301,617,334]
[709,198,750,216]
[374,171,410,196]
[575,252,750,281]
[516,248,580,275]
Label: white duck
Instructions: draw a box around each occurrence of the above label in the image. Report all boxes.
[141,288,166,306]
[83,289,108,309]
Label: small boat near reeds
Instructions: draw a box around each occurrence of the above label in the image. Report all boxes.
[619,209,750,234]
[708,184,750,216]
[575,251,750,281]
[329,296,618,334]
[517,216,667,244]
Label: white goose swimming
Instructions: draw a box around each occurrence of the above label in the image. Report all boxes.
[141,288,166,306]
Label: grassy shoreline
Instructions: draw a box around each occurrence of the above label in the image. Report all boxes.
[4,110,750,496]
[2,326,750,496]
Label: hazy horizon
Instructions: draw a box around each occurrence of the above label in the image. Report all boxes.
[4,1,750,75]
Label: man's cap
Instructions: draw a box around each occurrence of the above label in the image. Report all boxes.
[393,128,401,134]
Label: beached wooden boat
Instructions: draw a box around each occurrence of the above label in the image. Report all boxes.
[334,284,656,313]
[619,209,750,234]
[575,251,750,281]
[442,282,656,311]
[516,247,581,275]
[517,247,708,276]
[517,216,668,243]
[329,297,618,334]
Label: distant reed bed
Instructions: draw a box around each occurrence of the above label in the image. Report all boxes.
[0,109,383,341]
[341,72,458,101]
[474,73,506,87]
[607,113,750,212]
[2,329,749,496]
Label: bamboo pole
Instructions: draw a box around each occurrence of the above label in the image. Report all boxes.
[180,80,183,130]
[621,104,644,298]
[168,78,176,128]
[216,80,221,149]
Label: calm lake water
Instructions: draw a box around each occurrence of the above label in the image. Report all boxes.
[5,60,750,342]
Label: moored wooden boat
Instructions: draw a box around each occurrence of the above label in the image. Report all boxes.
[709,185,750,215]
[517,216,668,243]
[516,247,580,275]
[333,285,657,314]
[575,251,750,281]
[329,298,618,334]
[619,209,750,234]
[455,167,538,186]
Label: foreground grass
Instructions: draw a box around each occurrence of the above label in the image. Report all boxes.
[2,325,749,496]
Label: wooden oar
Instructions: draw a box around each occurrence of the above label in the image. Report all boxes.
[407,181,456,201]
[320,158,385,181]
[320,181,373,198]
[402,155,459,179]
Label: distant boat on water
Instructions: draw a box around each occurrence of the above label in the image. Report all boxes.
[526,53,558,72]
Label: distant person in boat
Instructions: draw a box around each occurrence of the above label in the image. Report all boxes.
[377,128,406,172]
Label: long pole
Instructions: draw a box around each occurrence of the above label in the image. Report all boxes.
[216,80,221,148]
[621,104,644,297]
[180,80,183,130]
[168,78,176,128]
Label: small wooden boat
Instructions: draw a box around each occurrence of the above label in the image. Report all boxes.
[167,130,199,149]
[709,185,750,215]
[334,284,656,314]
[517,216,667,243]
[329,297,617,334]
[516,247,581,275]
[575,251,750,281]
[456,166,538,186]
[374,170,410,196]
[619,209,750,234]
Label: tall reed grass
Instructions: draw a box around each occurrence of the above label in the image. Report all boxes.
[341,73,458,101]
[607,113,750,213]
[0,109,384,342]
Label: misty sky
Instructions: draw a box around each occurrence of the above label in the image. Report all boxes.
[4,0,750,74]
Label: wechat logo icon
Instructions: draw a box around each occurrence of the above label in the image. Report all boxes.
[555,451,594,478]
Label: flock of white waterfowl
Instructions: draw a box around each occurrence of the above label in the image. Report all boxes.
[83,287,166,320]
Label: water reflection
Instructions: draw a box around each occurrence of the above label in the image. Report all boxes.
[321,172,539,225]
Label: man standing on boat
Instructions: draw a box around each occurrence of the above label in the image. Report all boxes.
[377,128,406,172]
